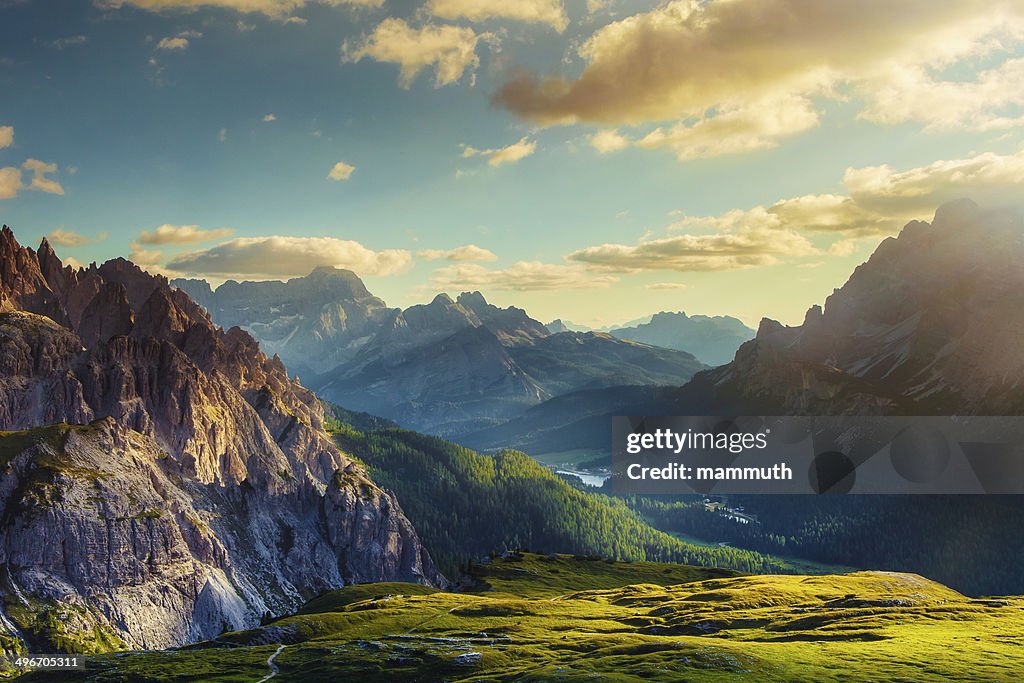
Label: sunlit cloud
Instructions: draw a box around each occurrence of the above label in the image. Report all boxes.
[568,148,1024,274]
[168,235,412,278]
[461,137,536,167]
[417,244,498,262]
[138,224,235,245]
[426,0,568,32]
[328,161,356,181]
[47,228,93,247]
[494,0,1024,161]
[342,18,493,88]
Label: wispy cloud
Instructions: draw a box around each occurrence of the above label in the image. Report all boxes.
[461,137,536,167]
[138,224,235,245]
[417,244,498,262]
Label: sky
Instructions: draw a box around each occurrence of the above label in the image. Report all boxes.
[1,0,1024,328]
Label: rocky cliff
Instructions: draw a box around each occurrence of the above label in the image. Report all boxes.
[0,226,441,654]
[687,199,1024,415]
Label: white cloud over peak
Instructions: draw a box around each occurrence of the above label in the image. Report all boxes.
[168,235,412,278]
[47,229,92,247]
[565,148,1024,274]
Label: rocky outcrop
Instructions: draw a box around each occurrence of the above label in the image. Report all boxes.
[0,226,442,654]
[174,266,398,378]
[685,200,1024,415]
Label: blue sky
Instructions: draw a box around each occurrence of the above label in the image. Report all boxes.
[2,0,1023,327]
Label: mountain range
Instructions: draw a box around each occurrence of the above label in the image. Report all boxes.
[174,277,709,438]
[467,199,1024,454]
[0,227,440,653]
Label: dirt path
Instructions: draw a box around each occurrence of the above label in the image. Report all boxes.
[257,644,286,683]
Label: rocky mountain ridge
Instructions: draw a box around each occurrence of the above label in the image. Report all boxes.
[176,275,706,438]
[0,226,440,653]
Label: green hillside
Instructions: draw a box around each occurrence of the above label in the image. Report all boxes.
[26,553,1024,682]
[323,406,791,577]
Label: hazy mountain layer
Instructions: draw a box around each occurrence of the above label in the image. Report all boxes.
[176,274,706,437]
[608,311,755,366]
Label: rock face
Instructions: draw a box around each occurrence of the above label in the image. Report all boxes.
[176,274,706,437]
[686,199,1024,415]
[608,311,755,367]
[0,226,441,653]
[173,267,397,378]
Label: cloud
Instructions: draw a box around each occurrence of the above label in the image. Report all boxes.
[218,127,228,142]
[497,0,1024,124]
[45,35,89,50]
[262,113,277,122]
[430,261,618,291]
[0,168,20,200]
[22,159,64,195]
[417,244,497,262]
[0,159,64,199]
[575,148,1024,274]
[328,161,356,181]
[128,241,165,266]
[47,228,91,247]
[98,0,383,18]
[645,282,688,290]
[138,224,235,245]
[0,126,12,150]
[156,31,201,50]
[859,58,1024,132]
[636,95,820,161]
[843,150,1024,216]
[426,0,568,32]
[167,235,412,278]
[342,18,491,88]
[568,226,818,274]
[588,128,628,154]
[493,0,1024,155]
[461,136,536,167]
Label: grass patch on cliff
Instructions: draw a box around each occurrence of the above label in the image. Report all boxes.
[24,553,1024,682]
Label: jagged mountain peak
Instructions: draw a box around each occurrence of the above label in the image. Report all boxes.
[704,199,1024,414]
[0,225,442,651]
